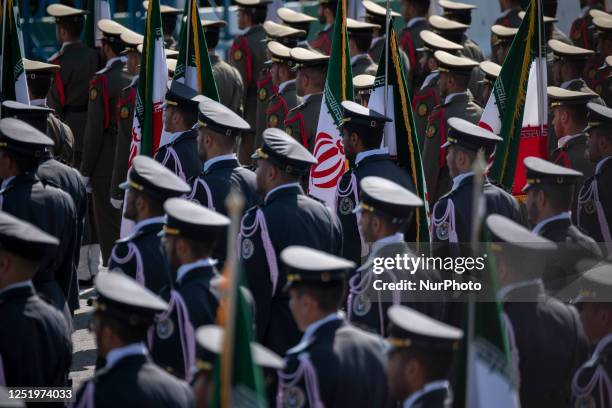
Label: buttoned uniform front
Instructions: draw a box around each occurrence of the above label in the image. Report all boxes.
[284,93,323,152]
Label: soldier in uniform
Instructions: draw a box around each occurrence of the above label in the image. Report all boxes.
[348,176,444,336]
[45,3,98,167]
[0,118,78,325]
[313,0,337,55]
[187,97,260,266]
[478,60,501,106]
[142,1,182,50]
[353,74,375,106]
[335,101,414,266]
[203,20,244,116]
[240,129,343,356]
[431,118,520,252]
[277,7,317,48]
[75,272,194,407]
[284,48,329,152]
[109,156,190,294]
[490,24,517,66]
[156,81,203,182]
[522,157,602,291]
[412,31,463,151]
[542,0,574,45]
[0,212,72,389]
[486,214,589,408]
[277,246,390,408]
[150,198,229,380]
[428,15,484,63]
[265,42,302,132]
[585,12,612,99]
[80,19,131,266]
[386,305,463,408]
[570,0,605,49]
[494,0,523,28]
[347,19,379,77]
[398,0,430,92]
[423,51,482,203]
[230,0,270,164]
[578,103,612,251]
[569,262,612,407]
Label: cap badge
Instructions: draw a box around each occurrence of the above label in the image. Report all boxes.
[352,293,371,317]
[339,197,354,215]
[156,318,175,340]
[241,238,255,259]
[436,221,450,241]
[283,385,306,408]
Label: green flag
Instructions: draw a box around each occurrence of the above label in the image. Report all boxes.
[0,0,28,104]
[369,27,430,244]
[173,0,219,100]
[83,0,110,48]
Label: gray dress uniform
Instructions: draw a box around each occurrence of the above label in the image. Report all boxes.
[284,93,324,152]
[267,79,302,130]
[210,53,244,116]
[399,17,429,91]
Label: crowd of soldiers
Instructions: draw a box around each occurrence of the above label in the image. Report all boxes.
[1,0,612,407]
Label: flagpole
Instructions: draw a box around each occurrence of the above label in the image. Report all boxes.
[383,0,391,116]
[0,0,8,116]
[536,0,545,143]
[184,0,192,79]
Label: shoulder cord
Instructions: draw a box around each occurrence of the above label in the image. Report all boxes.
[74,380,95,408]
[239,209,279,295]
[110,242,144,285]
[572,334,612,406]
[277,353,324,408]
[431,199,458,243]
[578,177,612,252]
[335,172,368,257]
[186,178,215,210]
[160,147,186,181]
[502,312,521,390]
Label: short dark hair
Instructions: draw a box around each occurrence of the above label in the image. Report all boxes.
[560,105,588,126]
[350,34,373,53]
[134,190,165,214]
[449,71,471,90]
[102,38,126,56]
[174,107,199,129]
[322,3,337,17]
[183,237,216,260]
[57,19,84,38]
[28,77,53,99]
[394,348,454,382]
[243,7,268,25]
[534,183,575,212]
[412,0,431,15]
[204,29,220,49]
[162,15,178,37]
[300,66,327,89]
[354,127,384,150]
[292,280,346,313]
[4,150,40,173]
[98,312,150,344]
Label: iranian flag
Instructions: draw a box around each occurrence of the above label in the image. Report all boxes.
[479,0,548,197]
[83,0,111,48]
[0,0,29,104]
[369,26,430,244]
[308,0,353,206]
[173,0,219,100]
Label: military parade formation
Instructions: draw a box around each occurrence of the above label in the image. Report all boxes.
[1,0,612,407]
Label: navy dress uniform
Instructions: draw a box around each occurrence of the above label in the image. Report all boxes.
[75,272,194,407]
[487,214,590,408]
[347,177,444,336]
[2,100,86,313]
[109,156,190,294]
[150,199,228,381]
[353,74,375,106]
[347,19,379,77]
[335,101,414,266]
[186,97,260,266]
[431,118,521,247]
[0,119,78,324]
[277,246,390,408]
[522,157,602,292]
[241,129,344,356]
[0,212,72,390]
[386,305,463,408]
[155,81,203,182]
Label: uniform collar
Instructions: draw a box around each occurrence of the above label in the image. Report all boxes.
[356,147,389,165]
[451,171,474,192]
[301,312,343,345]
[176,258,217,284]
[557,133,583,149]
[407,16,426,28]
[560,78,582,89]
[532,211,571,235]
[371,232,404,256]
[1,176,15,190]
[264,182,301,203]
[302,93,322,104]
[105,56,127,70]
[131,216,165,235]
[105,342,148,370]
[444,91,468,105]
[203,153,237,173]
[596,155,612,175]
[0,280,33,297]
[159,124,197,148]
[351,53,370,65]
[497,278,543,301]
[278,79,295,94]
[370,35,384,49]
[60,41,78,51]
[421,71,439,90]
[30,98,47,107]
[402,380,450,408]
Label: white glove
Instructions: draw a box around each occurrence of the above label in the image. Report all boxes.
[82,176,93,194]
[110,198,123,209]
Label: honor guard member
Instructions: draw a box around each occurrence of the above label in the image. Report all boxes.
[109,156,190,293]
[486,214,589,408]
[241,129,343,356]
[348,177,444,336]
[265,42,302,132]
[386,306,463,408]
[22,59,74,164]
[549,39,601,95]
[578,103,612,252]
[150,198,229,381]
[353,74,375,106]
[2,101,86,314]
[570,0,605,49]
[143,1,182,50]
[542,0,573,44]
[312,0,337,55]
[428,15,484,63]
[431,118,520,249]
[75,272,194,407]
[277,7,317,48]
[478,60,501,106]
[347,19,379,77]
[493,0,522,28]
[277,246,390,408]
[0,213,72,389]
[412,31,464,151]
[603,54,612,108]
[423,51,482,203]
[156,80,203,182]
[187,97,260,266]
[490,24,517,65]
[45,4,98,167]
[110,29,143,211]
[192,325,285,407]
[438,0,486,60]
[398,0,430,91]
[203,20,244,116]
[335,101,414,265]
[284,48,329,152]
[0,118,78,324]
[230,0,270,164]
[80,19,131,266]
[522,157,602,291]
[585,12,612,99]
